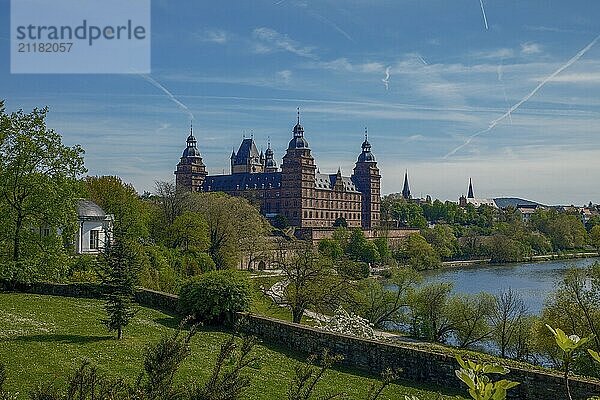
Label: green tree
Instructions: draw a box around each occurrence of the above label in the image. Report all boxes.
[151,181,187,244]
[373,237,391,263]
[485,234,528,263]
[347,228,380,264]
[536,264,600,372]
[531,209,588,251]
[408,282,453,342]
[380,195,426,228]
[421,224,459,260]
[98,236,140,340]
[396,233,441,270]
[185,192,269,269]
[280,246,350,323]
[351,267,421,328]
[591,225,600,250]
[318,238,343,260]
[447,293,495,348]
[0,106,86,283]
[85,175,150,241]
[169,211,210,252]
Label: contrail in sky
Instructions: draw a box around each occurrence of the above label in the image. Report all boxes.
[382,66,390,90]
[479,0,489,30]
[497,60,513,124]
[308,10,354,42]
[140,74,194,121]
[445,34,600,158]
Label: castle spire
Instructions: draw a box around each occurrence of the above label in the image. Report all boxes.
[297,107,300,124]
[364,126,368,141]
[402,170,411,199]
[468,178,474,198]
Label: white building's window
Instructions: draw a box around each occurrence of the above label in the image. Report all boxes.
[90,230,100,250]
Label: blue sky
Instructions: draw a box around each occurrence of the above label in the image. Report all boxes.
[1,0,599,205]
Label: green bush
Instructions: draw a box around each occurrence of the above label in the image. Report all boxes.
[178,270,251,323]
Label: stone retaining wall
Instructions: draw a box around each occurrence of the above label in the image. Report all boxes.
[236,312,600,400]
[0,280,179,314]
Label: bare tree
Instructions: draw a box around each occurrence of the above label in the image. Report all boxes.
[278,244,351,324]
[154,180,186,226]
[490,288,528,358]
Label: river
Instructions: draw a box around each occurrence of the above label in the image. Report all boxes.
[421,257,600,314]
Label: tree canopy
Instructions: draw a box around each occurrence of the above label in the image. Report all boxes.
[0,105,86,282]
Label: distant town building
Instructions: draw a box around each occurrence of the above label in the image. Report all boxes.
[75,199,113,254]
[175,111,381,229]
[516,204,539,223]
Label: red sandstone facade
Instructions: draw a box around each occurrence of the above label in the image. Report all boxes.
[175,114,381,230]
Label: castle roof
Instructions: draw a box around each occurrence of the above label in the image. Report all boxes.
[233,138,261,165]
[203,172,281,191]
[314,172,359,192]
[288,108,310,150]
[357,130,376,162]
[182,125,202,158]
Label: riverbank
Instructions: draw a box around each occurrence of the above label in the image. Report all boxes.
[440,251,599,269]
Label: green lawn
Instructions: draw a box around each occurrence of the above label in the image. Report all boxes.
[0,293,465,399]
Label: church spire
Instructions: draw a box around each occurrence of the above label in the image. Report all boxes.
[468,178,474,198]
[402,170,411,199]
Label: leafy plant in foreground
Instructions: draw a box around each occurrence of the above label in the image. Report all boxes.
[139,317,198,399]
[287,349,344,400]
[546,324,594,400]
[454,356,519,400]
[188,334,258,400]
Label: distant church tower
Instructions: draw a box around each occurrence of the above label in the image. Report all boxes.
[468,178,474,198]
[402,170,411,199]
[280,109,316,227]
[353,129,381,229]
[175,124,207,192]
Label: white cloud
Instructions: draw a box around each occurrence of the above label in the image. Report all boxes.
[521,42,542,55]
[472,48,514,60]
[252,27,318,59]
[196,29,229,44]
[277,70,292,83]
[312,58,385,73]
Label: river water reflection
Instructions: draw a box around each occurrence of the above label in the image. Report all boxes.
[421,257,600,314]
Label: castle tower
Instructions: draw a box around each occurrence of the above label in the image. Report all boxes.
[353,129,381,229]
[402,170,411,199]
[264,139,278,173]
[280,109,316,227]
[231,136,264,174]
[175,124,207,192]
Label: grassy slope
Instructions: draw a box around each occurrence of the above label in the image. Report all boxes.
[0,293,465,399]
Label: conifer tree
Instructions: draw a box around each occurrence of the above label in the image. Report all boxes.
[98,234,140,340]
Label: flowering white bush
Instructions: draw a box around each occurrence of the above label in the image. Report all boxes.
[317,307,376,339]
